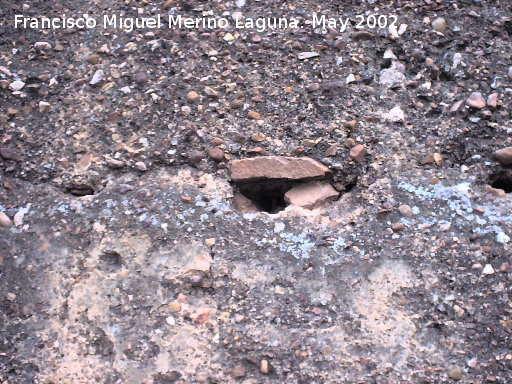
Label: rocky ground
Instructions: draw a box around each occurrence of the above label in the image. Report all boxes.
[1,0,512,383]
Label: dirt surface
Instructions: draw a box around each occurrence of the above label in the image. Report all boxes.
[1,0,512,383]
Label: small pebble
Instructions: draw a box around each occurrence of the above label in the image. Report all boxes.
[87,54,101,64]
[187,91,200,103]
[349,144,367,162]
[6,292,17,301]
[260,360,269,374]
[392,222,405,232]
[9,80,25,91]
[306,83,320,92]
[105,157,125,169]
[34,41,51,50]
[90,69,104,86]
[344,138,356,148]
[168,302,181,312]
[0,147,15,160]
[208,148,224,162]
[487,93,498,108]
[352,31,374,41]
[398,205,413,217]
[133,73,148,85]
[247,110,261,120]
[447,366,463,380]
[251,132,266,142]
[39,101,51,113]
[482,264,494,275]
[230,99,244,109]
[0,212,13,228]
[134,161,147,171]
[188,150,203,165]
[466,92,486,109]
[231,365,246,378]
[432,17,446,33]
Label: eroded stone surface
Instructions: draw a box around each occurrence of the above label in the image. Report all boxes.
[2,1,512,382]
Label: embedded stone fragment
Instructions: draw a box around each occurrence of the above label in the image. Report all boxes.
[352,31,374,41]
[349,144,367,162]
[447,366,463,380]
[207,148,224,162]
[9,80,25,91]
[284,182,339,209]
[379,64,406,87]
[90,69,104,86]
[487,93,498,108]
[233,193,258,213]
[297,52,319,60]
[383,106,405,122]
[493,147,512,165]
[466,92,486,109]
[247,110,261,120]
[0,212,13,228]
[186,91,199,103]
[432,17,446,33]
[398,205,413,217]
[230,156,331,182]
[0,147,15,160]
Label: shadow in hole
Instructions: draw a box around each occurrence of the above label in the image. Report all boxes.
[236,179,297,213]
[489,169,512,193]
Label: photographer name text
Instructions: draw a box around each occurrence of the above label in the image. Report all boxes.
[14,14,398,33]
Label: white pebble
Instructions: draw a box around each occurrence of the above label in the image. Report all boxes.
[166,316,175,325]
[345,73,356,84]
[274,222,285,233]
[383,106,405,122]
[496,232,510,243]
[34,42,51,50]
[9,80,25,91]
[14,210,25,227]
[482,264,494,275]
[90,69,104,86]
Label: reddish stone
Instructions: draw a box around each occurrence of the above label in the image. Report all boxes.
[466,92,486,109]
[284,182,339,209]
[349,144,367,162]
[208,148,224,162]
[230,156,331,182]
[493,147,512,165]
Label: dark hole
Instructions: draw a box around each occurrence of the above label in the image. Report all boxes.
[344,176,358,192]
[439,70,454,81]
[490,175,512,193]
[99,251,123,271]
[66,184,95,196]
[504,20,512,35]
[68,188,94,196]
[380,58,392,69]
[489,169,512,193]
[152,372,182,384]
[237,179,295,213]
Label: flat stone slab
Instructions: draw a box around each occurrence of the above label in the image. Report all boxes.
[494,147,512,165]
[284,181,339,209]
[230,156,331,182]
